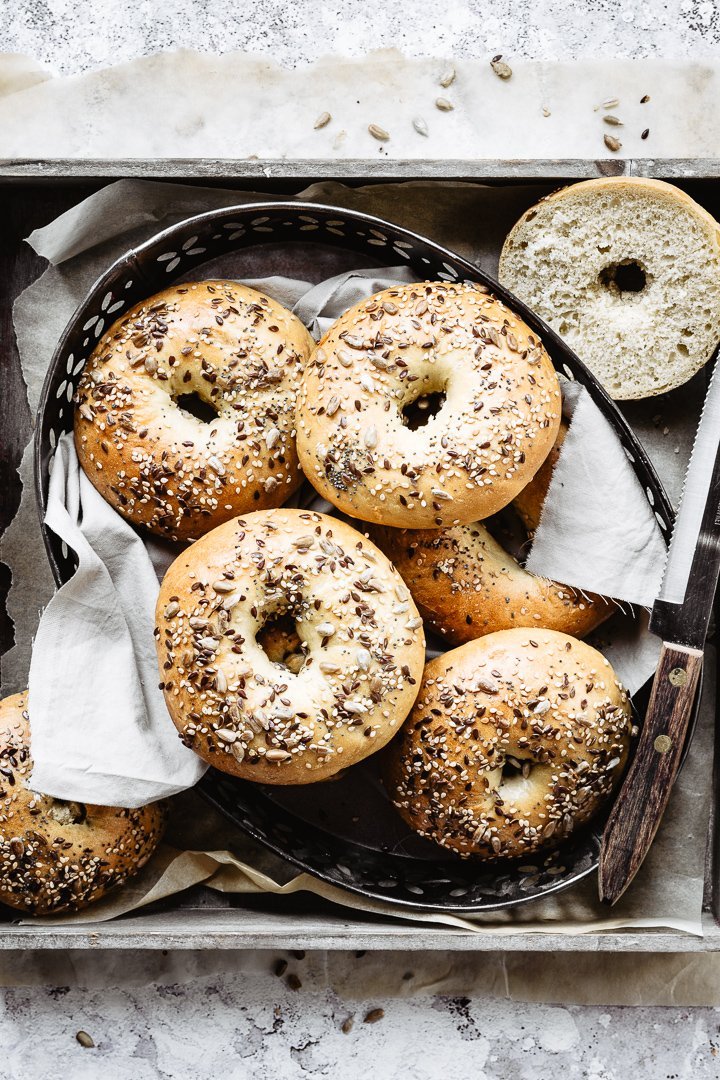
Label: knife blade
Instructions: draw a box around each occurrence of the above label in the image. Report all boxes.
[599,357,720,905]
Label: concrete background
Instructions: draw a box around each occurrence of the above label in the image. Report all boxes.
[3,2,720,1077]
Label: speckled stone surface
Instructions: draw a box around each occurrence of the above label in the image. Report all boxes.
[3,3,720,1077]
[1,951,720,1079]
[3,0,720,75]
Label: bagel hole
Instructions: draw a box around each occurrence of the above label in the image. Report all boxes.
[174,392,219,424]
[402,390,446,430]
[257,612,307,674]
[501,755,533,783]
[598,259,648,295]
[44,798,87,826]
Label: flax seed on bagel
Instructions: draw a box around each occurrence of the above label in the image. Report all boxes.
[385,628,632,859]
[0,692,166,915]
[74,281,314,541]
[373,519,611,646]
[155,509,426,784]
[295,281,562,529]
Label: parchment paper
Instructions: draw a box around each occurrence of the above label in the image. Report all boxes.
[0,50,719,158]
[2,178,713,938]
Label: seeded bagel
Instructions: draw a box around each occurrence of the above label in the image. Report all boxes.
[513,420,567,535]
[385,629,632,859]
[499,178,720,399]
[296,282,562,528]
[74,280,314,541]
[373,519,611,646]
[373,417,610,644]
[155,509,426,784]
[0,692,166,915]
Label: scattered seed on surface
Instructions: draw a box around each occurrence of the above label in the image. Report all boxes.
[274,958,288,977]
[76,1032,95,1049]
[341,1016,354,1034]
[641,94,650,103]
[542,106,551,117]
[435,97,454,112]
[292,950,306,960]
[602,97,620,109]
[490,55,512,80]
[286,973,302,991]
[641,127,650,139]
[412,116,429,136]
[439,66,456,88]
[368,123,389,141]
[314,111,331,129]
[603,115,623,126]
[364,1008,385,1024]
[604,134,622,152]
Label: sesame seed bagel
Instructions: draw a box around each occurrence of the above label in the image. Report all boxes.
[295,282,562,528]
[385,629,632,859]
[372,519,611,646]
[74,281,315,541]
[155,509,426,784]
[0,692,166,915]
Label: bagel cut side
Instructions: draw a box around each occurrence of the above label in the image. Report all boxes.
[499,178,720,399]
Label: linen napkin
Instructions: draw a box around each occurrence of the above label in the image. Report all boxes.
[28,435,203,805]
[527,379,668,608]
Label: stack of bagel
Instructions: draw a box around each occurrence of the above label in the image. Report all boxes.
[71,266,634,866]
[15,176,714,914]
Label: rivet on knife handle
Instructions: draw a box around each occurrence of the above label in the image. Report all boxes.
[598,642,703,906]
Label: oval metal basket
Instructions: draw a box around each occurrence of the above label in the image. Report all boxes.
[35,200,690,913]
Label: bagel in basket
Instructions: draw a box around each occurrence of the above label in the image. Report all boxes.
[385,629,632,859]
[373,517,610,646]
[372,420,611,644]
[74,280,314,541]
[499,178,720,399]
[0,691,166,915]
[296,282,562,528]
[155,509,426,784]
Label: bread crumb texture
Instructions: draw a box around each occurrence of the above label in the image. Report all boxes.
[499,179,720,399]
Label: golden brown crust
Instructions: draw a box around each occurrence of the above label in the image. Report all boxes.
[296,282,561,529]
[155,509,426,784]
[0,692,166,916]
[513,420,567,535]
[384,629,632,859]
[74,281,315,541]
[372,518,611,646]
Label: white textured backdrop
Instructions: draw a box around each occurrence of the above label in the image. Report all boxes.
[2,2,720,1078]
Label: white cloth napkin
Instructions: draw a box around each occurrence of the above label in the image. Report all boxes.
[29,269,665,807]
[527,380,668,608]
[29,435,204,806]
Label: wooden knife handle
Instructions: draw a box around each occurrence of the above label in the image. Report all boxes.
[598,641,703,906]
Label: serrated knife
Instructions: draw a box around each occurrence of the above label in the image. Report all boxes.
[599,360,720,905]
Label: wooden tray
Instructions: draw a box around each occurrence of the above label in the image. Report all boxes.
[0,158,718,951]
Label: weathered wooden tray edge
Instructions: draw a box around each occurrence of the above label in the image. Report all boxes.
[1,156,717,951]
[1,157,720,180]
